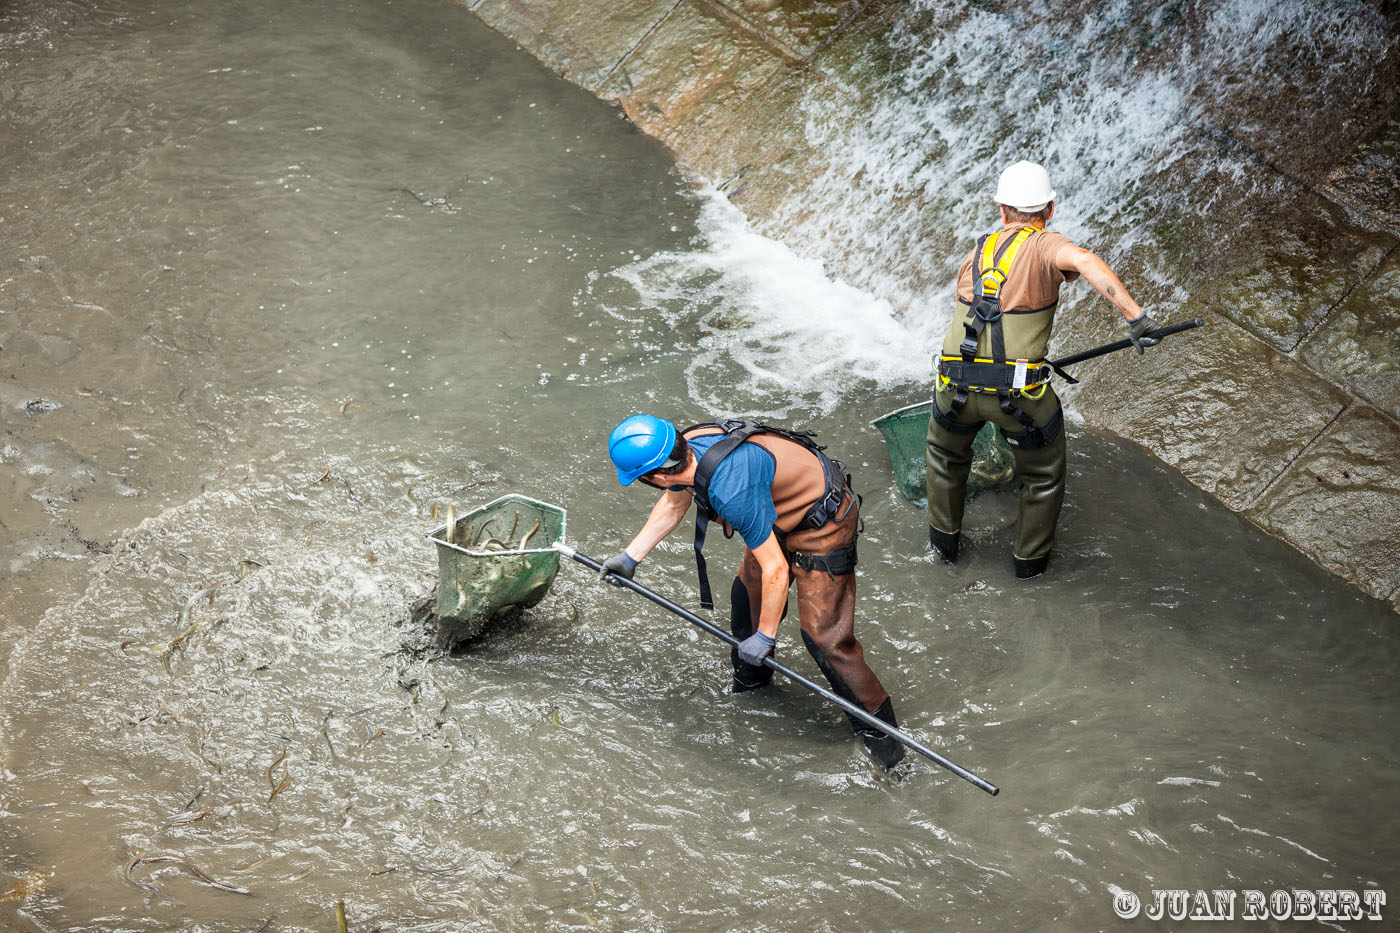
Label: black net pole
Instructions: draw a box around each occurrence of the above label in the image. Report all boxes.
[554,543,999,796]
[1049,317,1204,371]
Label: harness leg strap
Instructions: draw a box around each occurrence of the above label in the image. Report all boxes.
[932,388,980,435]
[791,542,859,579]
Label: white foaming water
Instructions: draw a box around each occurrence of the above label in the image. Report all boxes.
[762,0,1392,325]
[604,0,1395,418]
[611,190,935,416]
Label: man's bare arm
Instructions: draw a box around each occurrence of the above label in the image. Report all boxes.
[1054,243,1144,321]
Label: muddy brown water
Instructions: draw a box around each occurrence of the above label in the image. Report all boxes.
[1,1,1397,931]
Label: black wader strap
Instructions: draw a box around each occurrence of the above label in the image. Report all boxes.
[694,512,714,610]
[997,397,1064,450]
[690,421,762,610]
[937,358,1053,389]
[685,418,856,608]
[933,387,980,435]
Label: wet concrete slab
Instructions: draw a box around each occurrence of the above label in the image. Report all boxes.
[675,62,842,215]
[1248,405,1400,606]
[704,0,869,60]
[1321,119,1400,230]
[1146,172,1396,354]
[598,1,790,153]
[1060,314,1350,513]
[1187,12,1400,190]
[467,0,681,91]
[1298,251,1400,422]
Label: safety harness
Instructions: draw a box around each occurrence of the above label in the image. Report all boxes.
[684,420,857,610]
[935,226,1063,450]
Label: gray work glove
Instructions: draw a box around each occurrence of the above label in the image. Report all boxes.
[599,550,638,584]
[1127,313,1163,354]
[735,631,776,667]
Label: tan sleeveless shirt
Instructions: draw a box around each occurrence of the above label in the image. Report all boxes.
[941,224,1080,363]
[683,426,827,534]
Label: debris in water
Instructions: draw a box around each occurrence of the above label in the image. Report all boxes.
[160,621,200,673]
[959,580,988,594]
[321,710,338,760]
[0,872,46,903]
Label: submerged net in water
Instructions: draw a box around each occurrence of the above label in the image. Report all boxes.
[871,401,1016,508]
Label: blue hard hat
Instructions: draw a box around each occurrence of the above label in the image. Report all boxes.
[609,415,677,486]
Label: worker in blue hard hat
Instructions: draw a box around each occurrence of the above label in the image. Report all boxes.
[928,160,1161,579]
[604,414,905,769]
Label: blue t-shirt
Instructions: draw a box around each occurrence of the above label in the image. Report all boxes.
[685,434,778,550]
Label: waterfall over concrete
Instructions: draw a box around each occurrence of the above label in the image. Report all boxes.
[465,0,1400,610]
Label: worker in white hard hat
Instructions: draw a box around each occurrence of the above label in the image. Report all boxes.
[926,159,1162,579]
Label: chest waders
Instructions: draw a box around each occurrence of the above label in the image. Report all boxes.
[936,227,1063,451]
[684,420,857,610]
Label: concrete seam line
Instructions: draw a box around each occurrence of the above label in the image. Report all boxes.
[1240,399,1354,514]
[1291,239,1400,353]
[695,0,805,65]
[597,0,688,93]
[804,0,883,66]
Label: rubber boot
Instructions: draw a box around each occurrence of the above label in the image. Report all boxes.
[857,697,905,769]
[729,577,773,693]
[929,526,960,564]
[1014,553,1050,580]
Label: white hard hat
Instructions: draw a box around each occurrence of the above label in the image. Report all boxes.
[995,160,1056,212]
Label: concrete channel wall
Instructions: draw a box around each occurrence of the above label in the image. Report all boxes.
[458,0,1400,614]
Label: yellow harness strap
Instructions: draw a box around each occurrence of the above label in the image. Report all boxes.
[975,225,1038,300]
[946,224,1049,397]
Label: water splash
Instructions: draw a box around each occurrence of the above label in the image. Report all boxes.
[609,190,934,417]
[758,0,1395,323]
